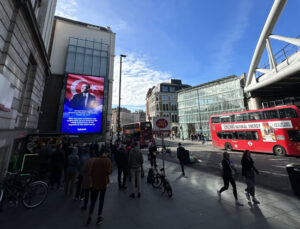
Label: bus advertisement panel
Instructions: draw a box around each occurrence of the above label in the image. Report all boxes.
[61,74,104,134]
[210,105,300,156]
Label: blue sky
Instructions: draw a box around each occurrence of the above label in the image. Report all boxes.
[56,0,300,111]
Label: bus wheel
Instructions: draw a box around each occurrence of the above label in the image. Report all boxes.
[273,145,286,156]
[225,143,232,151]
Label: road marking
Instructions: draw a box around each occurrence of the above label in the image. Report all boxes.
[272,165,287,169]
[260,170,288,177]
[269,159,287,161]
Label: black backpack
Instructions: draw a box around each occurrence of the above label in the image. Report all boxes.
[147,168,155,184]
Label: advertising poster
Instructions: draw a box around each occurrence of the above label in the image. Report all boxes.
[261,122,276,142]
[61,74,104,134]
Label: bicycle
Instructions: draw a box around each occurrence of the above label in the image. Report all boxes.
[152,168,173,198]
[0,171,48,211]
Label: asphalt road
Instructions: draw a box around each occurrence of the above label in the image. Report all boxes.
[151,138,300,196]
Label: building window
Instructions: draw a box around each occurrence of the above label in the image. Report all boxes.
[162,86,168,92]
[156,96,159,101]
[170,87,175,92]
[162,95,168,101]
[156,104,159,111]
[165,104,169,111]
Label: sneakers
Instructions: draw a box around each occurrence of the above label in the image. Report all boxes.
[96,216,104,225]
[217,190,221,200]
[252,197,260,204]
[245,192,250,201]
[129,193,135,198]
[235,199,243,206]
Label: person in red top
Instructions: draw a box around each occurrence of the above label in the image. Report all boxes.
[86,150,112,225]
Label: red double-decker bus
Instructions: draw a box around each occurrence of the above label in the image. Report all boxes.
[122,121,153,148]
[210,105,300,156]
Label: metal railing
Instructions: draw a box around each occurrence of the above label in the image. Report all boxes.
[256,35,300,78]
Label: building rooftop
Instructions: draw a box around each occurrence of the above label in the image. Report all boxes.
[55,16,114,33]
[177,75,239,94]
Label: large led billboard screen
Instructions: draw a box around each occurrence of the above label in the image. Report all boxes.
[61,74,104,134]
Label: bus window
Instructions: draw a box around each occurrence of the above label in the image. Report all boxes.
[279,108,298,119]
[217,132,222,138]
[288,130,300,142]
[211,117,220,123]
[249,112,262,121]
[230,115,235,122]
[235,113,249,122]
[237,132,246,140]
[262,110,278,120]
[220,116,230,123]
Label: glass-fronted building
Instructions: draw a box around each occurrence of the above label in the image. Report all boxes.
[178,75,246,140]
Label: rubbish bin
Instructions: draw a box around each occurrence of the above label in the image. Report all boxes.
[286,164,300,196]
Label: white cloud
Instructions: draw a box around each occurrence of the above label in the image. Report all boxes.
[112,54,171,109]
[55,0,78,20]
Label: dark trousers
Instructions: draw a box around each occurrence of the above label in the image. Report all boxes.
[150,155,157,167]
[82,188,91,208]
[245,176,255,196]
[179,160,185,175]
[219,176,237,200]
[50,167,63,188]
[89,189,106,216]
[118,167,128,188]
[75,174,84,198]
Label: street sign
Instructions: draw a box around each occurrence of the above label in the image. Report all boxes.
[153,117,171,134]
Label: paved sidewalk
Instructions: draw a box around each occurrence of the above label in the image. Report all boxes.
[0,155,299,229]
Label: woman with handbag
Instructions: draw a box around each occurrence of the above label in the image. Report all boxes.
[217,152,243,206]
[241,150,260,204]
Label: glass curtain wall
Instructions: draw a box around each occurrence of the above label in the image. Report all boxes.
[178,78,245,140]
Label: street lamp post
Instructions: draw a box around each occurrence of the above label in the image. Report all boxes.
[117,54,126,144]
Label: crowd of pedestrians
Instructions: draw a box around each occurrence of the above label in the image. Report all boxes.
[27,136,146,225]
[22,135,262,225]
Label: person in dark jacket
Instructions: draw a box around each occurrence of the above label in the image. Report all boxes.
[177,143,186,176]
[50,143,65,189]
[149,140,157,168]
[115,144,129,190]
[218,152,243,206]
[241,150,260,204]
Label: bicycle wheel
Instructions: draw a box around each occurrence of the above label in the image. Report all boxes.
[22,181,48,208]
[152,176,162,189]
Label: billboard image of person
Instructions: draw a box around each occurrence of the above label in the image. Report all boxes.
[61,74,104,134]
[69,83,96,109]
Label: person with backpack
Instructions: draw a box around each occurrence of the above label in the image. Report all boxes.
[128,142,144,198]
[241,150,260,204]
[115,144,129,190]
[177,143,186,177]
[217,152,243,206]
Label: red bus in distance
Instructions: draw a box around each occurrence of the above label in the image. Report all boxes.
[122,121,153,148]
[210,105,300,156]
